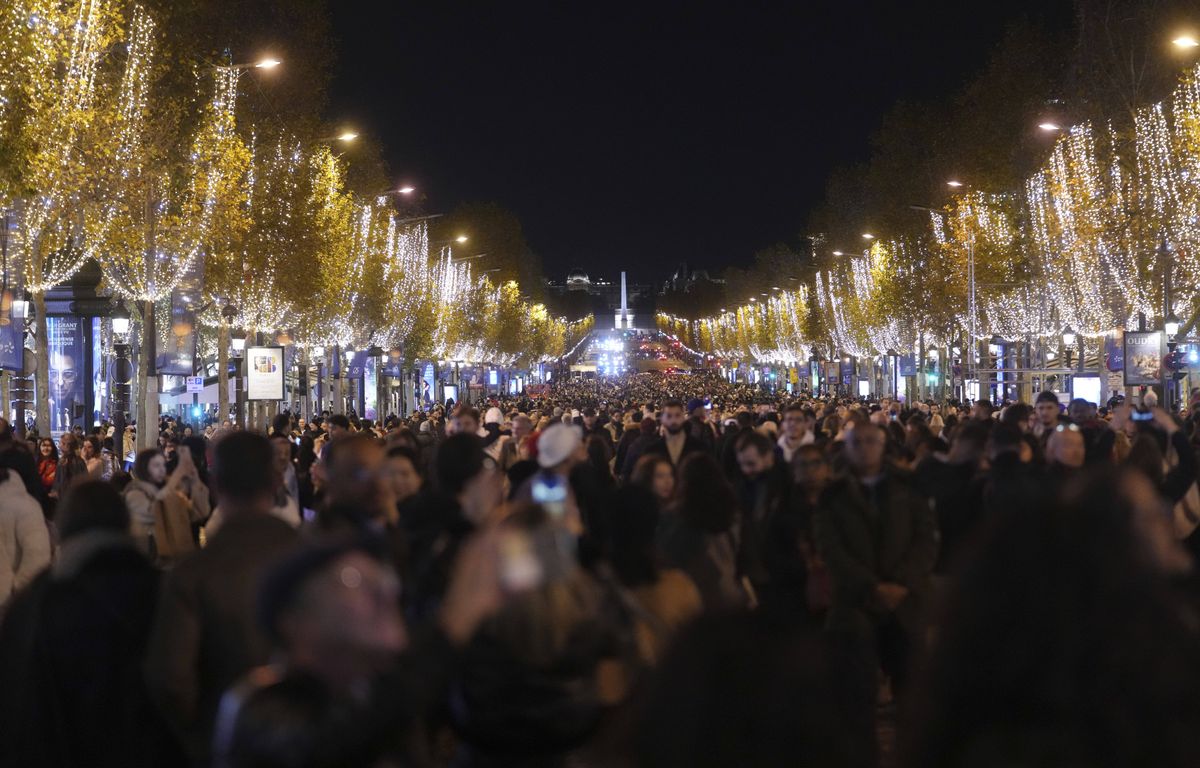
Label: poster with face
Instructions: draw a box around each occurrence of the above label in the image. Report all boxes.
[47,316,84,432]
[246,346,284,401]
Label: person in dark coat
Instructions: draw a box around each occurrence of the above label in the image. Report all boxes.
[0,481,184,767]
[619,417,661,482]
[144,432,300,766]
[731,430,794,610]
[643,400,708,469]
[815,423,937,699]
[912,421,988,575]
[0,417,44,504]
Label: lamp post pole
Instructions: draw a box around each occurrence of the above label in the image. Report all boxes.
[111,301,132,460]
[11,293,33,440]
[1161,236,1175,412]
[232,329,246,429]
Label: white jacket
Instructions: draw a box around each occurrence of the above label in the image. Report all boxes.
[0,472,52,607]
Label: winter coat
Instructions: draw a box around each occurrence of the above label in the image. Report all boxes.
[0,473,51,608]
[815,469,938,634]
[144,512,299,765]
[0,530,183,767]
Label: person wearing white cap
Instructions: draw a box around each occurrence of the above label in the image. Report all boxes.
[536,423,585,473]
[513,423,586,534]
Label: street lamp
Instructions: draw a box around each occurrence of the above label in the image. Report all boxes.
[1038,122,1062,132]
[1061,325,1077,348]
[1165,311,1182,338]
[1173,35,1200,49]
[110,300,132,456]
[11,291,29,321]
[455,234,469,244]
[231,329,246,354]
[222,57,281,71]
[861,233,876,240]
[112,300,131,336]
[946,180,964,188]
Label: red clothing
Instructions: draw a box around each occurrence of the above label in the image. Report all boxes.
[37,458,57,494]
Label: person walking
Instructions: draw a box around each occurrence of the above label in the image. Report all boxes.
[0,465,51,612]
[144,432,300,765]
[816,422,937,700]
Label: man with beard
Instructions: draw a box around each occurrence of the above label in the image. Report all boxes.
[645,399,708,469]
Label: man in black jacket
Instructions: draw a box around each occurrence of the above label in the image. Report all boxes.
[733,430,793,611]
[644,399,708,468]
[815,422,936,698]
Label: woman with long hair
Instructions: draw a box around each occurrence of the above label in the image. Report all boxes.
[630,454,675,507]
[657,452,747,612]
[81,435,104,478]
[35,438,57,502]
[53,433,88,501]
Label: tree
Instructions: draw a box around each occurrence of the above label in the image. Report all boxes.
[3,0,123,434]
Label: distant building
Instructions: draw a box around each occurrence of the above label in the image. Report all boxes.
[662,262,725,294]
[545,268,655,328]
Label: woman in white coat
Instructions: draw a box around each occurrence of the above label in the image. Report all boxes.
[0,465,52,611]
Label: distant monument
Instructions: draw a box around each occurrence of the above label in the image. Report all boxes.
[614,271,636,329]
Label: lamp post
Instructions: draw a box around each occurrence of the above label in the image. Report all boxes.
[232,328,246,428]
[1061,325,1077,395]
[1160,236,1175,411]
[10,292,32,439]
[111,300,132,459]
[313,345,325,418]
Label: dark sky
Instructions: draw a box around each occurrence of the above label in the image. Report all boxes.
[328,1,1074,283]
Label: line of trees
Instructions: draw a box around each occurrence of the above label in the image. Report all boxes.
[0,0,574,436]
[661,2,1200,364]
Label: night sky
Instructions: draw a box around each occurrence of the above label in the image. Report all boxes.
[328,1,1074,282]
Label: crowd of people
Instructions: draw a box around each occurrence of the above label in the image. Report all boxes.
[3,371,1200,767]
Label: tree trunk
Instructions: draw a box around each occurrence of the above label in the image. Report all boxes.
[139,300,157,449]
[218,322,229,424]
[33,291,50,435]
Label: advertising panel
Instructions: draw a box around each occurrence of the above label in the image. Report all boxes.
[1123,331,1163,386]
[158,292,196,375]
[1105,331,1124,372]
[46,316,84,432]
[0,310,20,371]
[246,346,285,401]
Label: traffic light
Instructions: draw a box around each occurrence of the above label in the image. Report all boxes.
[1165,350,1186,372]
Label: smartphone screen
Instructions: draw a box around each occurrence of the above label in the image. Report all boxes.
[532,472,568,517]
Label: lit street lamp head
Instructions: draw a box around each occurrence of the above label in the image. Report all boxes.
[255,58,281,69]
[455,235,469,244]
[1038,122,1061,132]
[398,186,415,195]
[946,180,964,188]
[861,233,876,240]
[337,132,358,143]
[1173,35,1200,49]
